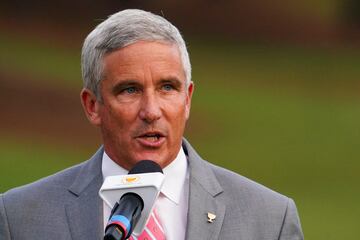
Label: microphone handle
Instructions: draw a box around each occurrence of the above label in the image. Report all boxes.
[104,193,144,240]
[104,226,124,240]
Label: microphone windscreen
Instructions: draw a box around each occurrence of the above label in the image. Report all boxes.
[128,160,163,174]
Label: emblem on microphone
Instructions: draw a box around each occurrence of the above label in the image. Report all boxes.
[123,175,140,184]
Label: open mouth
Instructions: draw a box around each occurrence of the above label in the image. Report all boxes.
[137,131,165,141]
[136,131,166,147]
[141,133,162,142]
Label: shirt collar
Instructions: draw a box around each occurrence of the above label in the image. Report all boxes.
[101,147,188,205]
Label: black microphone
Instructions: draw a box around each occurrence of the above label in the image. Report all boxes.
[104,160,163,240]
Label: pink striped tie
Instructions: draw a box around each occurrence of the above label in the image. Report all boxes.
[129,209,165,240]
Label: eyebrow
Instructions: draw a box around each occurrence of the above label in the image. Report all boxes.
[111,80,140,95]
[158,77,183,88]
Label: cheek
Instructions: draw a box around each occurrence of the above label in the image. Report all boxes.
[103,101,138,125]
[168,101,188,129]
[100,104,116,125]
[99,108,125,137]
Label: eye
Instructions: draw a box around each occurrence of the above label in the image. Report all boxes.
[162,84,174,91]
[122,86,137,94]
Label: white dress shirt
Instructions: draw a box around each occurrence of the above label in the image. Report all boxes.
[102,148,189,240]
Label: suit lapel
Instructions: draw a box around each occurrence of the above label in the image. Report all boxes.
[65,147,104,240]
[183,140,226,240]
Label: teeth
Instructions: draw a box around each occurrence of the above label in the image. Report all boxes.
[144,135,159,142]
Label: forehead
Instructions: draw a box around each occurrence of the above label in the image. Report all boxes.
[103,41,185,81]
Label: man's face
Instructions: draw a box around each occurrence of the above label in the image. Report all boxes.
[85,41,193,170]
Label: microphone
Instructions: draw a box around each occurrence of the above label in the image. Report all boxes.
[103,193,143,240]
[103,160,163,240]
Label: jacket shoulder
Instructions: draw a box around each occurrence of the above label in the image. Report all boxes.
[208,163,303,239]
[210,163,289,205]
[2,161,85,204]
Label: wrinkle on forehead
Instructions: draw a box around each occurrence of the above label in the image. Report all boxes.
[102,41,186,86]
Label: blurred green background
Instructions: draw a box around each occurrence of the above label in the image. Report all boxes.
[1,1,359,239]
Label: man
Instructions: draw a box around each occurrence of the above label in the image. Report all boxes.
[0,9,303,240]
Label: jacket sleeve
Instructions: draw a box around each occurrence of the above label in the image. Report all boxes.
[0,194,11,240]
[278,198,304,240]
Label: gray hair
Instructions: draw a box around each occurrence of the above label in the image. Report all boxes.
[81,9,191,99]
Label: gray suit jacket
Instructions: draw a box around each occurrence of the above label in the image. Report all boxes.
[0,140,303,239]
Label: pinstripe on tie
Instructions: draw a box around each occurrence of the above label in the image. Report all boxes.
[129,209,165,240]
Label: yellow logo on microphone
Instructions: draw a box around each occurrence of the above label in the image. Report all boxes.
[123,175,140,184]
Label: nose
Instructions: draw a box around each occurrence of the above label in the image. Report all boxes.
[138,92,161,123]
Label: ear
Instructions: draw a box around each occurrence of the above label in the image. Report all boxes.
[185,82,194,120]
[80,88,102,126]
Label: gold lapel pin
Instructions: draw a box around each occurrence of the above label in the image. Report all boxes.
[207,212,216,223]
